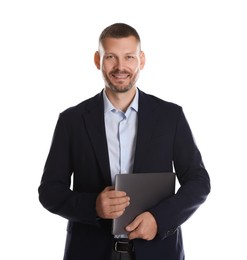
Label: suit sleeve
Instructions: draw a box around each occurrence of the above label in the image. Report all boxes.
[38,113,99,226]
[149,107,211,239]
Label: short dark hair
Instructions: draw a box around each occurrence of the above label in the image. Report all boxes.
[99,23,141,44]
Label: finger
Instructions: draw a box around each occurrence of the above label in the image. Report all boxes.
[103,186,114,191]
[107,190,128,198]
[110,199,130,213]
[127,212,157,240]
[110,209,126,219]
[105,201,130,219]
[127,222,146,240]
[128,232,136,240]
[96,187,130,219]
[99,197,130,218]
[109,196,130,207]
[126,217,141,233]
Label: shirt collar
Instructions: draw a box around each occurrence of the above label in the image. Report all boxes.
[103,88,139,114]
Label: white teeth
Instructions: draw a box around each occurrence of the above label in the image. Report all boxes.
[113,74,128,79]
[115,75,127,78]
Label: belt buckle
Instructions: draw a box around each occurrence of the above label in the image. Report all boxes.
[114,240,129,253]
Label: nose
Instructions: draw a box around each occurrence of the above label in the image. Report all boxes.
[114,57,125,70]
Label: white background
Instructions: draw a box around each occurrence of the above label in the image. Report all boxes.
[1,0,246,259]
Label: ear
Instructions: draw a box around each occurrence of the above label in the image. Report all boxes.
[140,51,146,70]
[94,51,101,70]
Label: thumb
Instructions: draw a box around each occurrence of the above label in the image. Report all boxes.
[125,217,141,232]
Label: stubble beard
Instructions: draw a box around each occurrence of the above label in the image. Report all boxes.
[106,82,133,93]
[103,70,140,93]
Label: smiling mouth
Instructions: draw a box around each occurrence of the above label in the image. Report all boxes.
[111,71,130,79]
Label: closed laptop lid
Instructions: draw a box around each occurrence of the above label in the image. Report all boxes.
[112,172,175,235]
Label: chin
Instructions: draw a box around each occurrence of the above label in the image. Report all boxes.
[108,83,134,93]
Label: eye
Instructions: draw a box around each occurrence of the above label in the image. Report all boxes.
[105,54,115,60]
[126,55,135,60]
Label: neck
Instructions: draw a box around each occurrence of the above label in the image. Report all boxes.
[105,87,137,112]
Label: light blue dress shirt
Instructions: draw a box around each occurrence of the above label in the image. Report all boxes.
[103,89,139,185]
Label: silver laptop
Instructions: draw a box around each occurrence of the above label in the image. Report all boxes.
[112,172,175,235]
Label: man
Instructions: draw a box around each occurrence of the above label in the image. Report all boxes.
[38,23,210,260]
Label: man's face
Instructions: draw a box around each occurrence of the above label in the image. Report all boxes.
[95,36,145,93]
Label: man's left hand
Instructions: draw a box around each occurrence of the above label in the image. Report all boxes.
[125,211,157,240]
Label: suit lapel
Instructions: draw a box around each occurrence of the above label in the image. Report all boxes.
[82,92,112,185]
[81,90,158,182]
[133,90,159,173]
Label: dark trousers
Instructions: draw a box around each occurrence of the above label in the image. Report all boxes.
[111,250,136,260]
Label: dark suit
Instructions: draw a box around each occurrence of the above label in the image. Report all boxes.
[38,89,210,260]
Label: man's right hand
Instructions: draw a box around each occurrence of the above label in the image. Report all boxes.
[96,186,130,219]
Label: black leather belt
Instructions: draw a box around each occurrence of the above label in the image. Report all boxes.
[114,239,134,253]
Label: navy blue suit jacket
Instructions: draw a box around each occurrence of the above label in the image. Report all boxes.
[39,89,210,260]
